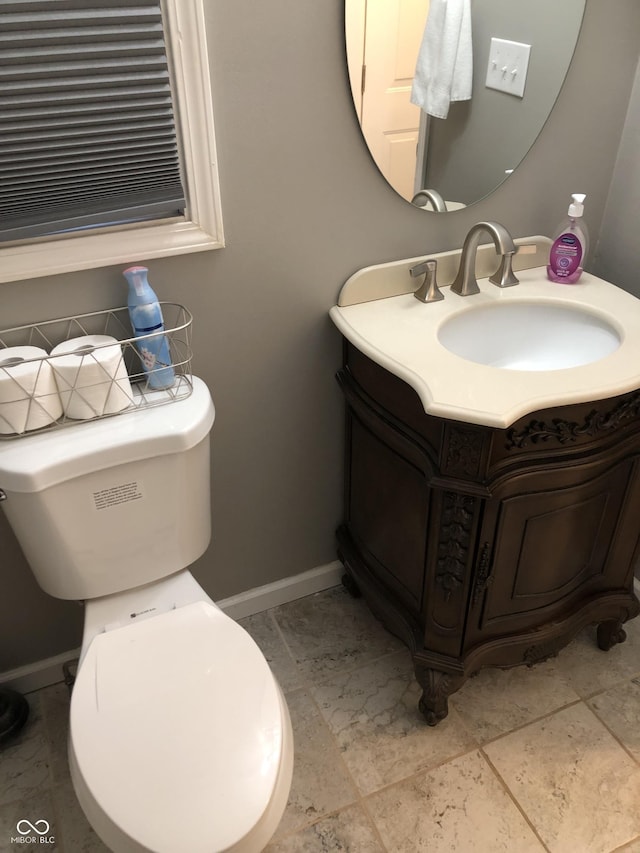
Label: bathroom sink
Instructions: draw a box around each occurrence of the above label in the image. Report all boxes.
[330,239,640,427]
[437,301,621,371]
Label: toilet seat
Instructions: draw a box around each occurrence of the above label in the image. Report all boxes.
[69,601,293,853]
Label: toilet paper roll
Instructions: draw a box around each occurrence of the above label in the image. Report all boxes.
[0,346,63,434]
[50,335,134,420]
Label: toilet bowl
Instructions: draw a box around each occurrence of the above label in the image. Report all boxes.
[70,579,293,852]
[69,570,294,853]
[0,377,294,852]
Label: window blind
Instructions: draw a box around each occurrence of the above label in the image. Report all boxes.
[0,0,186,243]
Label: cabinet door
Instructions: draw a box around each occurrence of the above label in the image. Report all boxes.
[471,457,640,641]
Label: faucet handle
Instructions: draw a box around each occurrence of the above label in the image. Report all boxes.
[489,251,519,288]
[410,259,444,303]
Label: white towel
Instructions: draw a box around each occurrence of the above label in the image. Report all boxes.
[411,0,473,120]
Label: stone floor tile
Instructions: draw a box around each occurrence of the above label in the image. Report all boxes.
[272,689,358,841]
[588,677,640,763]
[238,610,304,694]
[367,749,545,852]
[311,650,478,796]
[450,661,581,743]
[546,620,640,699]
[618,838,640,852]
[272,587,403,685]
[484,702,640,853]
[266,804,384,852]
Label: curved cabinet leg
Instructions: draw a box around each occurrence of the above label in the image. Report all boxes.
[414,666,465,726]
[597,619,628,651]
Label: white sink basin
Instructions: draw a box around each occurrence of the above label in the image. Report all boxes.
[437,301,621,371]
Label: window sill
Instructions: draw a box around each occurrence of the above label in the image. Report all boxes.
[0,219,224,285]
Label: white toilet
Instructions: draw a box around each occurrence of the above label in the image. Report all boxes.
[0,377,293,853]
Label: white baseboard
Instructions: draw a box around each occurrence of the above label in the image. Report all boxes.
[0,561,344,694]
[0,649,80,696]
[217,560,343,620]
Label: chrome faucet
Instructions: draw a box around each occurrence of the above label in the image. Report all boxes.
[450,221,519,296]
[411,189,447,213]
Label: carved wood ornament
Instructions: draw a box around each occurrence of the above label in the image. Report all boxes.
[506,390,640,450]
[471,542,492,605]
[435,492,477,601]
[443,427,484,477]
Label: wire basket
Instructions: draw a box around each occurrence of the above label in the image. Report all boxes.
[0,303,192,439]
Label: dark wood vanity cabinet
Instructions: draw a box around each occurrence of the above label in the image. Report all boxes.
[336,342,640,724]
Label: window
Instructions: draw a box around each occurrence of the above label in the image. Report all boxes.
[0,0,223,284]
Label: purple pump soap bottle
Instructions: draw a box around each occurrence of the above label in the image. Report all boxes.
[547,194,589,284]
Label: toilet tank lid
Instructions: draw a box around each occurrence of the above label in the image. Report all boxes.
[0,376,214,492]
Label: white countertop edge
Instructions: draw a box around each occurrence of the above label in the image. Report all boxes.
[331,266,640,429]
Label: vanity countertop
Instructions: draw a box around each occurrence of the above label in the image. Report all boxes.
[330,244,640,428]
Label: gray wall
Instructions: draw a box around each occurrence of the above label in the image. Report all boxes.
[1,0,639,673]
[594,60,640,292]
[426,0,585,204]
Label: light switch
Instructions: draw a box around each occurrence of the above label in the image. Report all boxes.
[485,37,531,98]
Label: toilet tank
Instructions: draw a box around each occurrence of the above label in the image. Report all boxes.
[0,377,215,600]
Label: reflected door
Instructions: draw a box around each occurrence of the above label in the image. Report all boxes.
[358,0,430,201]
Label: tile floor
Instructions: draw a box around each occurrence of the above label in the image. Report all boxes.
[2,585,640,852]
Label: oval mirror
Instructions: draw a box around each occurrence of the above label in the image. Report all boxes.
[345,0,586,211]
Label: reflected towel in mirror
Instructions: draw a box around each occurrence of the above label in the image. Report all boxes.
[411,0,473,120]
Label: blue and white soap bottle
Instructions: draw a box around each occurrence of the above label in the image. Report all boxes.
[123,265,175,390]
